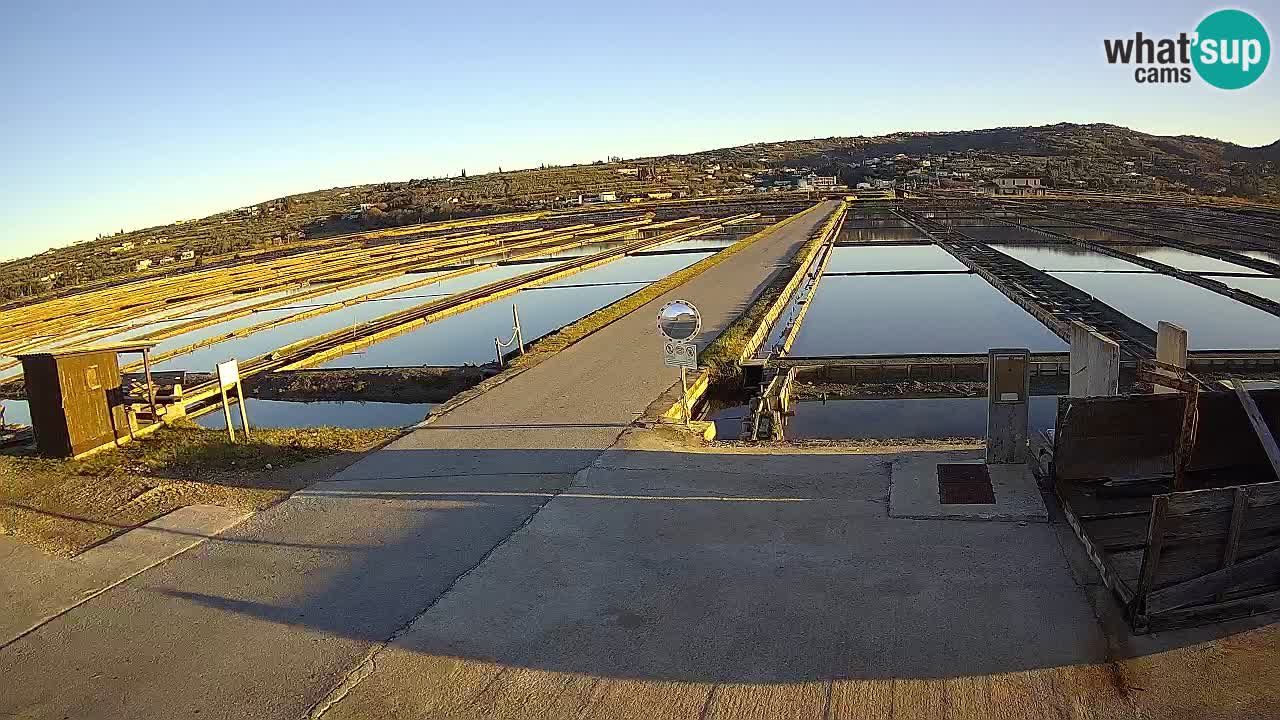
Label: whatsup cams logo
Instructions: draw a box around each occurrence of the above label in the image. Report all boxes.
[1104,8,1270,88]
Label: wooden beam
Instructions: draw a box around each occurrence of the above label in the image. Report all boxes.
[1134,495,1170,605]
[1216,487,1249,602]
[1173,386,1200,491]
[1147,543,1280,614]
[1232,379,1280,481]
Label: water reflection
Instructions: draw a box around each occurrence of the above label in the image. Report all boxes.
[710,396,1059,441]
[824,245,965,274]
[790,274,1067,356]
[154,265,531,371]
[320,252,713,368]
[1,399,30,426]
[1049,272,1280,350]
[987,244,1148,272]
[195,399,431,430]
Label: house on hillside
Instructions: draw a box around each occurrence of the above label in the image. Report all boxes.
[992,177,1045,196]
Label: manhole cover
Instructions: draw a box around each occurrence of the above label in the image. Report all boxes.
[937,464,995,504]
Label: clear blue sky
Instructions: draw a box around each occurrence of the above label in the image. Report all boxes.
[3,0,1277,258]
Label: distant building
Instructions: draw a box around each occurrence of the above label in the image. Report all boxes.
[813,176,838,190]
[993,177,1044,196]
[159,256,176,265]
[856,182,872,190]
[180,250,196,261]
[578,192,618,205]
[135,259,152,271]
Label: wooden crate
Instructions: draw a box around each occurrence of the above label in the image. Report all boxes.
[1053,390,1280,632]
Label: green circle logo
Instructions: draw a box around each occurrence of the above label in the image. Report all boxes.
[1193,9,1270,89]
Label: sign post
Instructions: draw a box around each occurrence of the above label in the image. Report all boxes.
[657,300,702,425]
[216,359,251,443]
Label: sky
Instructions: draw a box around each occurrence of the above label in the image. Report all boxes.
[3,0,1278,259]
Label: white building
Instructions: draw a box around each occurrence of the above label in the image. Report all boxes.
[993,177,1044,196]
[135,258,152,271]
[813,176,838,190]
[180,250,196,261]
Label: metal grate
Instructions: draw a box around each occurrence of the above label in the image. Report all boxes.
[937,464,996,505]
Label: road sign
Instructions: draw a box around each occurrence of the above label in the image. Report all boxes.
[664,339,697,369]
[657,300,701,341]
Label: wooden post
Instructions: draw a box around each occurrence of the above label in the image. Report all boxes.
[220,384,236,443]
[1216,488,1248,602]
[1232,379,1280,480]
[141,348,159,420]
[1173,385,1200,491]
[680,367,690,426]
[235,379,251,441]
[1134,495,1170,612]
[513,304,524,355]
[1155,322,1188,395]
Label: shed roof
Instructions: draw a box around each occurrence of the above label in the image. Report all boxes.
[16,342,158,360]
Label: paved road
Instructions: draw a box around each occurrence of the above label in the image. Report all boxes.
[0,201,839,720]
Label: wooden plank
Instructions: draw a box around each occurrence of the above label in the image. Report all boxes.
[1146,587,1280,632]
[1146,544,1280,613]
[1133,496,1168,602]
[1173,385,1199,491]
[1056,481,1136,604]
[1217,487,1249,602]
[1056,387,1280,483]
[1087,499,1280,551]
[1222,488,1249,570]
[1233,379,1280,481]
[1166,480,1280,514]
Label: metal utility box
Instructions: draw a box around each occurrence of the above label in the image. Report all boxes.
[986,348,1031,465]
[17,343,155,458]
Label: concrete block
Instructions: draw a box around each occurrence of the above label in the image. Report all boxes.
[1069,322,1119,398]
[1155,321,1189,395]
[889,452,1048,522]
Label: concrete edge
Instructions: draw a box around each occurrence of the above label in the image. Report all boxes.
[0,504,250,650]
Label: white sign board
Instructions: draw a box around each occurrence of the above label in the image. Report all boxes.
[216,359,240,389]
[663,340,698,369]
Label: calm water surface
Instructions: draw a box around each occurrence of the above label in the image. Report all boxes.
[824,245,964,274]
[789,274,1067,356]
[1050,272,1280,350]
[196,399,432,429]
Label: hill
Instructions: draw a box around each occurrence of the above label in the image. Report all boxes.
[3,122,1277,308]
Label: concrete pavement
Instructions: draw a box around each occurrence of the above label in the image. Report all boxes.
[306,446,1122,719]
[0,202,840,720]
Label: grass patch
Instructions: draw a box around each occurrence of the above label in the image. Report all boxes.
[0,421,396,556]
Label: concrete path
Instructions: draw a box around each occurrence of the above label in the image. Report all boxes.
[0,202,839,720]
[313,447,1124,720]
[0,505,248,646]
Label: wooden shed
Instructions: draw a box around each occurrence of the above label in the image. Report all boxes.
[17,342,158,458]
[1049,386,1280,632]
